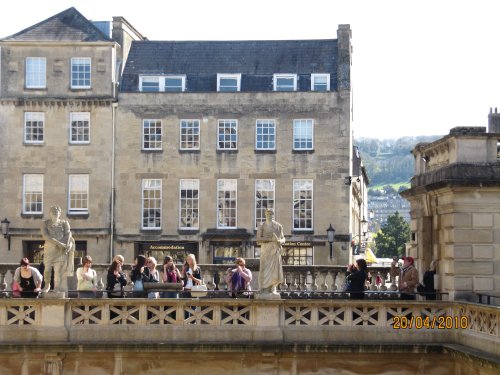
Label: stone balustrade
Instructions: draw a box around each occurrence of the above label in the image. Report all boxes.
[0,263,395,293]
[0,298,497,360]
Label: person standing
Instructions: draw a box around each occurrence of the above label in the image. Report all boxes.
[106,260,127,298]
[225,257,253,297]
[399,256,419,300]
[76,255,97,298]
[130,255,149,298]
[256,209,285,297]
[345,259,368,300]
[422,260,437,300]
[13,258,43,298]
[146,256,160,299]
[161,256,182,298]
[40,205,75,293]
[181,254,202,298]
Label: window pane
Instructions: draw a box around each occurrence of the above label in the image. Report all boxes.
[313,74,329,91]
[293,179,313,230]
[23,174,43,214]
[180,120,200,149]
[70,112,90,143]
[143,119,162,150]
[141,77,160,92]
[24,112,44,143]
[217,179,237,228]
[26,57,46,88]
[142,179,162,229]
[71,58,91,88]
[256,119,276,150]
[219,77,238,92]
[165,77,183,92]
[293,119,313,150]
[179,179,199,229]
[276,76,295,91]
[255,179,275,228]
[218,120,237,150]
[69,175,89,212]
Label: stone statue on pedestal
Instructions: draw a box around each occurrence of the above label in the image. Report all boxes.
[40,205,75,293]
[255,209,285,299]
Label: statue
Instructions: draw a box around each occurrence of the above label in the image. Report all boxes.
[256,209,285,298]
[40,205,75,293]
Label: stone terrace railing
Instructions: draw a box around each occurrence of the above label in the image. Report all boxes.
[0,299,497,360]
[0,264,396,293]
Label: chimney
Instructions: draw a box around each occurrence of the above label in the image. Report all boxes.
[488,107,500,133]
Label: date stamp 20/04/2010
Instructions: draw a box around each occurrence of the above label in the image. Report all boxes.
[392,315,469,329]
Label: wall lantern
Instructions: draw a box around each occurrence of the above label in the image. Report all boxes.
[1,218,10,251]
[326,224,336,259]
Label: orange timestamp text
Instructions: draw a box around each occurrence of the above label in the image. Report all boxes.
[392,315,469,329]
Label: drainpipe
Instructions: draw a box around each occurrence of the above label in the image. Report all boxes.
[110,102,117,262]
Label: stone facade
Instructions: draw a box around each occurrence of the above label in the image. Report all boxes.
[401,125,500,300]
[0,7,364,268]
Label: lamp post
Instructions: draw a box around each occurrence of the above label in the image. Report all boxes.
[326,224,335,259]
[1,218,10,251]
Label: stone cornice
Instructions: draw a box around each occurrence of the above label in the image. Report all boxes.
[0,97,116,106]
[401,162,500,197]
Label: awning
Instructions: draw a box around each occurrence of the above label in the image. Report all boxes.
[365,248,378,263]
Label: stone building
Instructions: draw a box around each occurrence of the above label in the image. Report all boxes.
[0,7,366,267]
[401,117,500,300]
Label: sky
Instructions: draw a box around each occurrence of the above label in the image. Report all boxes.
[1,0,499,139]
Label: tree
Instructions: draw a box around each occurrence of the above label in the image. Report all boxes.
[373,212,410,258]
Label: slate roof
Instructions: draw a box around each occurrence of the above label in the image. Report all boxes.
[1,7,112,42]
[121,39,338,92]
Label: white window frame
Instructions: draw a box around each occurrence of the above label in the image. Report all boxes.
[142,179,162,230]
[24,112,45,144]
[139,76,160,92]
[68,174,89,214]
[25,57,46,89]
[255,119,276,150]
[179,119,200,150]
[142,119,163,150]
[311,73,330,91]
[217,179,237,229]
[164,75,186,92]
[71,57,91,89]
[23,174,43,214]
[255,179,275,229]
[293,119,314,150]
[139,75,186,92]
[70,112,90,144]
[273,74,297,91]
[293,179,313,231]
[217,119,238,150]
[179,179,200,229]
[217,73,241,92]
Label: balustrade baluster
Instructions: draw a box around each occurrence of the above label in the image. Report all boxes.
[311,272,318,291]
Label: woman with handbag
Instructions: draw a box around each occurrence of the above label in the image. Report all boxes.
[161,256,182,298]
[131,255,149,298]
[106,260,127,298]
[181,253,202,298]
[13,258,43,298]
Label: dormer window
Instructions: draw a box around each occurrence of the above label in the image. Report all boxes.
[217,74,241,92]
[139,75,186,92]
[273,74,297,91]
[311,74,330,91]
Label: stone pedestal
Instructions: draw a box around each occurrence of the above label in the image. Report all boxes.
[41,291,66,299]
[254,291,281,300]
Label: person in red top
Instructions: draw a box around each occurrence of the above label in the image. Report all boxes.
[399,256,419,300]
